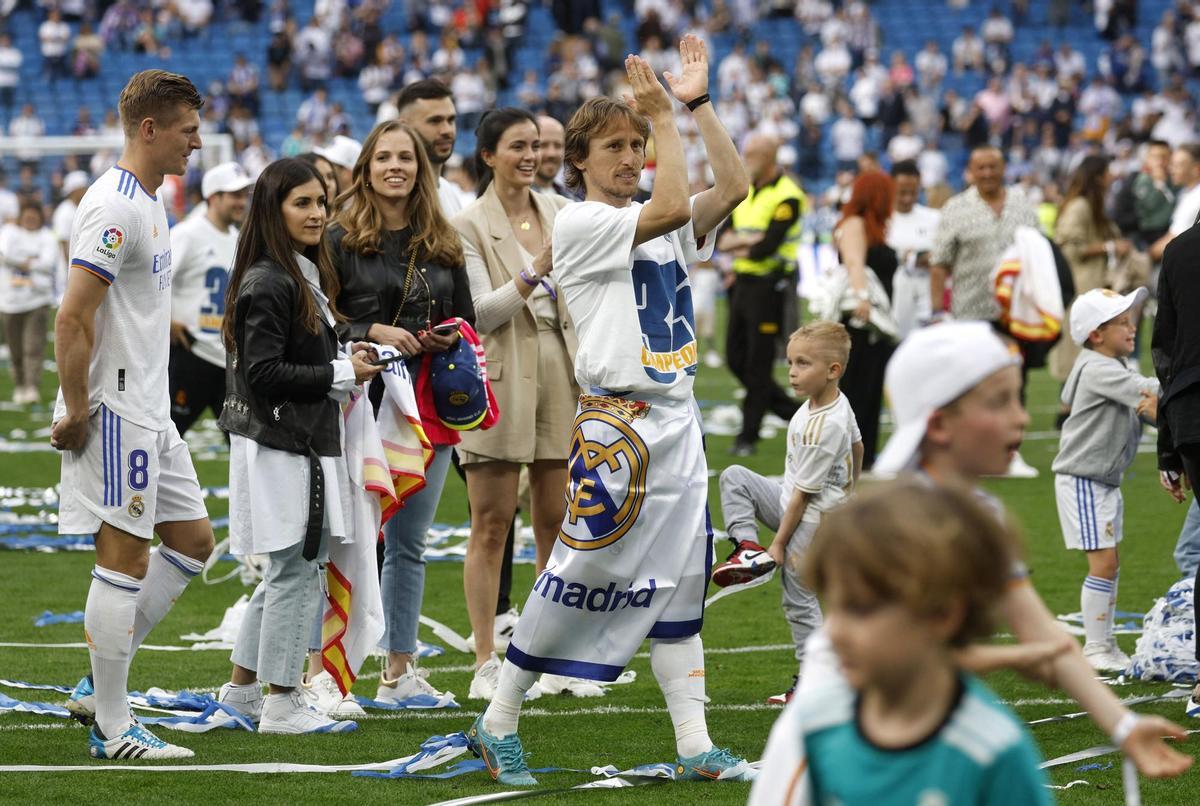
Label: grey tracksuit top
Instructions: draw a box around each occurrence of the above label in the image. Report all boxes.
[1052,349,1160,486]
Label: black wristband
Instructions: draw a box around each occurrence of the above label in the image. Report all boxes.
[685,93,711,112]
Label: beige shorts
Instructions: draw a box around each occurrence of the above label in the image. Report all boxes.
[459,328,576,466]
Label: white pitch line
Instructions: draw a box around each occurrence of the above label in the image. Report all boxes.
[360,702,781,721]
[0,722,73,731]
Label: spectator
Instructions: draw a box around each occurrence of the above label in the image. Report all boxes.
[228,54,260,116]
[1078,76,1122,141]
[0,201,58,405]
[1150,143,1200,260]
[239,134,275,179]
[1050,155,1131,379]
[952,26,984,73]
[887,121,923,164]
[981,7,1014,71]
[358,48,394,114]
[392,79,464,217]
[975,76,1012,134]
[294,15,333,90]
[333,19,364,78]
[915,40,947,89]
[0,33,19,110]
[132,8,168,57]
[717,39,751,97]
[296,87,331,136]
[280,125,310,158]
[178,0,213,37]
[39,8,71,83]
[1154,11,1184,80]
[799,82,831,126]
[918,141,950,189]
[1113,140,1175,249]
[831,100,867,173]
[52,170,89,295]
[266,26,293,91]
[833,170,898,468]
[326,101,350,136]
[1054,43,1086,82]
[450,62,491,132]
[887,160,942,338]
[312,134,359,191]
[71,21,103,79]
[814,33,852,88]
[0,171,16,224]
[100,0,140,51]
[10,104,46,170]
[888,50,914,88]
[532,114,571,197]
[1100,34,1147,93]
[431,31,466,74]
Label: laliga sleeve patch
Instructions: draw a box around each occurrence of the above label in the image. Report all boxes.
[93,224,125,262]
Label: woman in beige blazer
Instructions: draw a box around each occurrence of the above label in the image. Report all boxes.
[1051,155,1132,380]
[451,109,579,697]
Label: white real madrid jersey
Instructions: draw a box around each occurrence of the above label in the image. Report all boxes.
[169,214,238,369]
[553,196,714,402]
[782,392,860,523]
[54,165,173,431]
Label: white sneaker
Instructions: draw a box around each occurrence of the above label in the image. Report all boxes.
[258,689,357,734]
[302,670,366,718]
[703,350,723,368]
[217,681,264,723]
[376,663,451,703]
[1083,643,1130,673]
[1004,452,1039,478]
[469,653,502,701]
[466,608,521,653]
[536,673,605,697]
[1186,689,1200,718]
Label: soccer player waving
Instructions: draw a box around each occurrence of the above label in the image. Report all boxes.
[467,35,752,785]
[52,70,215,760]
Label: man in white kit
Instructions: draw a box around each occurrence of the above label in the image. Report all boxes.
[167,161,252,436]
[466,36,752,786]
[52,69,214,760]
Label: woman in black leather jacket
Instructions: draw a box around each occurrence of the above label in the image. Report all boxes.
[327,120,474,704]
[214,158,380,733]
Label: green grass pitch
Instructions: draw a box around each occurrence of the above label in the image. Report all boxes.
[1,316,1197,804]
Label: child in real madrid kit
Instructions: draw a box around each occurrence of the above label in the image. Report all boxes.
[1053,288,1159,672]
[718,322,861,700]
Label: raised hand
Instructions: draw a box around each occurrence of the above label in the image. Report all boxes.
[624,53,672,119]
[664,34,709,105]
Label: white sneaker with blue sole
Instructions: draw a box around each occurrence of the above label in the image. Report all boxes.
[88,723,194,760]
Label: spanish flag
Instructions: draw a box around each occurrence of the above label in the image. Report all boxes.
[322,359,433,696]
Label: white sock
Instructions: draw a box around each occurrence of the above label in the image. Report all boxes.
[1107,572,1120,645]
[131,545,202,652]
[1082,575,1116,648]
[651,635,713,759]
[482,661,537,737]
[86,566,141,739]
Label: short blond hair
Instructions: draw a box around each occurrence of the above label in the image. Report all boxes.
[804,480,1020,647]
[790,321,851,366]
[118,69,203,138]
[563,97,651,193]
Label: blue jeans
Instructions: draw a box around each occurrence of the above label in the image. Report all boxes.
[381,445,452,653]
[1175,497,1200,579]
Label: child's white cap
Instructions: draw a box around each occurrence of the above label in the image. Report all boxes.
[1068,287,1148,346]
[874,322,1022,475]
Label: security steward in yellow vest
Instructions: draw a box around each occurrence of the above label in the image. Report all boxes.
[717,135,806,456]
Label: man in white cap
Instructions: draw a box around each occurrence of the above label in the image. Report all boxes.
[52,170,90,300]
[167,161,251,436]
[313,134,360,197]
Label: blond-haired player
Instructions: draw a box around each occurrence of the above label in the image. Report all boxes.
[717,322,861,703]
[53,70,214,760]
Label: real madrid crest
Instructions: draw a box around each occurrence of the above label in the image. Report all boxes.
[128,495,145,519]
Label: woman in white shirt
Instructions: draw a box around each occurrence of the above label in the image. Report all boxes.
[0,201,58,404]
[213,158,380,734]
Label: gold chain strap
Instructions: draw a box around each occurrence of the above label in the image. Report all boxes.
[390,248,418,328]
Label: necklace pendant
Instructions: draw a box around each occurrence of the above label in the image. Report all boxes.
[520,220,531,231]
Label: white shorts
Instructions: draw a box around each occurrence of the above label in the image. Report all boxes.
[59,404,208,540]
[505,394,711,681]
[1055,474,1123,551]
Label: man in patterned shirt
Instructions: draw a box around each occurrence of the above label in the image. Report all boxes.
[929,146,1038,323]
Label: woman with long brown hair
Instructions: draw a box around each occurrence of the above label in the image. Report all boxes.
[1051,155,1133,379]
[328,119,474,705]
[834,170,899,469]
[450,108,578,700]
[215,158,381,733]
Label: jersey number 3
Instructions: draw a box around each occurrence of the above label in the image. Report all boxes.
[199,266,229,333]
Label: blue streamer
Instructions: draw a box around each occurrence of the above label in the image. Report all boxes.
[138,701,255,732]
[355,693,460,710]
[0,691,71,718]
[0,679,73,694]
[33,610,85,627]
[1075,761,1114,772]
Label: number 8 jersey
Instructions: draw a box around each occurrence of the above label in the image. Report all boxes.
[168,211,238,371]
[54,165,174,431]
